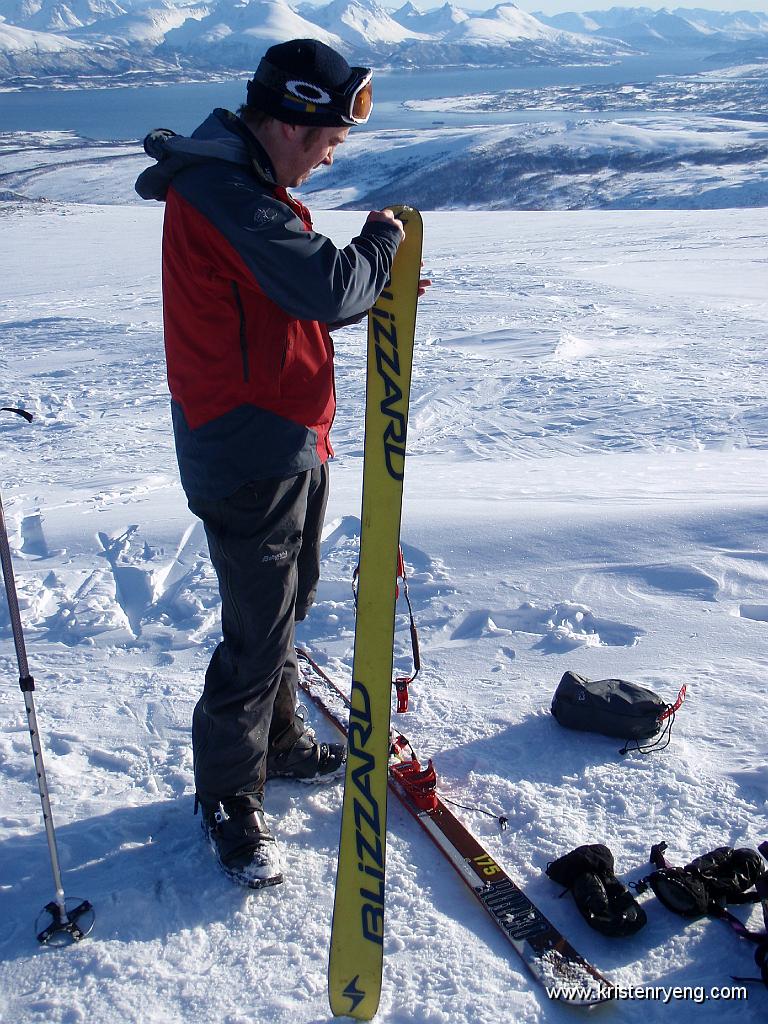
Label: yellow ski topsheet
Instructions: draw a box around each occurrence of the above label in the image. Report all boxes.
[328,207,423,1020]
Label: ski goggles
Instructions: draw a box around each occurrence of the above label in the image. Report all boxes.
[250,61,373,126]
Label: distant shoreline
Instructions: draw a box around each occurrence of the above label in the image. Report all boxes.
[0,59,625,95]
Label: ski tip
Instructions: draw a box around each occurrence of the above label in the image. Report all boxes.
[388,204,421,227]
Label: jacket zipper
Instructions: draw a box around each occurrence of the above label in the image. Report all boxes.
[230,280,249,382]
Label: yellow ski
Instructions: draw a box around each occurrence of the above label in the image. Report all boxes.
[328,206,423,1020]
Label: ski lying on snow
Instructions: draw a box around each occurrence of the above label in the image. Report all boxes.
[297,648,613,1007]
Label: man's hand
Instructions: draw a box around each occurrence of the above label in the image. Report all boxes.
[366,211,432,298]
[366,208,405,239]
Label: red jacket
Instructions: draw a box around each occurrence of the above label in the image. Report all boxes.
[136,109,401,500]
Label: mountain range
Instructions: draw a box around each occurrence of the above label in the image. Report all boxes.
[536,7,768,53]
[0,1,767,83]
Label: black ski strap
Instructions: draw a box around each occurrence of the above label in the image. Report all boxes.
[619,684,686,756]
[441,795,509,832]
[393,546,420,712]
[732,939,767,988]
[352,544,421,712]
[629,843,669,890]
[1,407,33,422]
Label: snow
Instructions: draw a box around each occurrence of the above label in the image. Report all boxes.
[444,3,561,44]
[0,0,633,82]
[3,1,768,82]
[309,0,428,46]
[164,0,346,53]
[0,19,88,49]
[392,1,469,35]
[73,3,209,46]
[0,193,767,1020]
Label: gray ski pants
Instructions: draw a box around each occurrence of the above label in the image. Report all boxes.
[188,463,329,811]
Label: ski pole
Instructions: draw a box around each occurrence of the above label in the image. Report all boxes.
[0,407,94,944]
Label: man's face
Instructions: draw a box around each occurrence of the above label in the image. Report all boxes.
[281,125,350,188]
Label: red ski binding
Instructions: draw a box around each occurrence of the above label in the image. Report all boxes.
[390,750,438,813]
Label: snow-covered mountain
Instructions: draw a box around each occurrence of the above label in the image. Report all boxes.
[598,9,715,49]
[0,16,131,75]
[525,10,600,36]
[72,0,209,46]
[600,10,715,48]
[537,6,768,52]
[0,0,125,30]
[0,0,634,82]
[387,2,634,67]
[309,0,426,49]
[0,16,86,47]
[160,0,344,64]
[391,0,468,35]
[2,2,768,84]
[160,0,631,67]
[684,8,768,36]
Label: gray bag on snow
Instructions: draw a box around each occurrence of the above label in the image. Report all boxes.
[551,672,672,743]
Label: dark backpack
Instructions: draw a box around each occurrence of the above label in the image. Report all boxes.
[551,671,685,753]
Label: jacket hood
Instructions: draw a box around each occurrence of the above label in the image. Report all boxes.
[135,108,276,202]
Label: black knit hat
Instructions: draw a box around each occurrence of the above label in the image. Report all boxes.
[246,38,373,127]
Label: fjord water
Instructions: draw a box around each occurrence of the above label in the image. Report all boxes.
[0,53,720,139]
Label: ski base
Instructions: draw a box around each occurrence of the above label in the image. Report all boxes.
[327,205,423,1020]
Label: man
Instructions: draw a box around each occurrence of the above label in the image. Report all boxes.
[135,39,414,889]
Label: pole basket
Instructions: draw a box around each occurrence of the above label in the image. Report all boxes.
[36,898,95,946]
